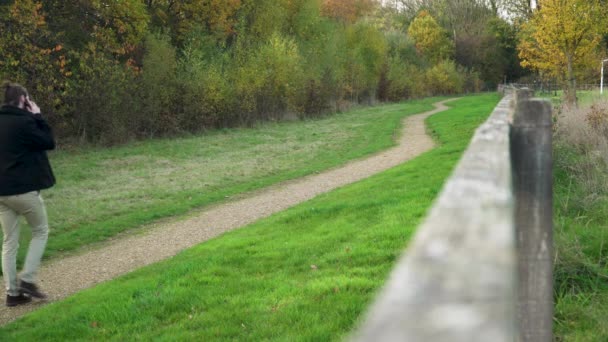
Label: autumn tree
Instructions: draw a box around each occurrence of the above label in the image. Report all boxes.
[145,0,241,46]
[407,11,454,65]
[481,17,526,85]
[518,0,607,105]
[321,0,376,23]
[393,0,535,20]
[1,0,488,143]
[0,1,66,114]
[43,1,149,58]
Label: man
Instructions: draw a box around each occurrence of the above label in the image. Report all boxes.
[0,81,55,307]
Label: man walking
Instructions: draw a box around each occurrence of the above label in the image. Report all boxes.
[0,81,55,307]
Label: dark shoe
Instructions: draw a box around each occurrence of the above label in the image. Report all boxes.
[6,294,31,307]
[19,281,47,299]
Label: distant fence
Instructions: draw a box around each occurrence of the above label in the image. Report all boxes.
[352,88,553,342]
[499,83,600,94]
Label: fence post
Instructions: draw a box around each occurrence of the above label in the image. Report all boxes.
[510,94,553,342]
[512,88,533,109]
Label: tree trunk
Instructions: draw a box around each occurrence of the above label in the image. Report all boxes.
[565,54,577,106]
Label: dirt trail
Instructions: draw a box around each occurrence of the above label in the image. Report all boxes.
[0,98,458,325]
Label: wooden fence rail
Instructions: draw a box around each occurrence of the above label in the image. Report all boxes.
[352,89,553,342]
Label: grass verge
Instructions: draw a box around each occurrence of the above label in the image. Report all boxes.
[10,98,444,262]
[551,100,608,341]
[553,144,608,341]
[0,93,501,340]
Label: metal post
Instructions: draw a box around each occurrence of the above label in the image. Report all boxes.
[601,59,608,95]
[510,91,553,342]
[602,61,604,94]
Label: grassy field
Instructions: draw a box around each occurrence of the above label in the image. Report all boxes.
[532,90,608,340]
[540,88,608,107]
[0,93,501,340]
[553,143,608,340]
[548,92,608,340]
[8,97,445,262]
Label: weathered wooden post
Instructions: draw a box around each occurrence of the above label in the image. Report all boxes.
[510,92,553,342]
[512,88,533,110]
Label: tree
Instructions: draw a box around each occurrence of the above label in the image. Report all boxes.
[483,17,527,85]
[145,0,241,46]
[321,0,375,24]
[0,1,66,114]
[518,0,607,105]
[500,0,536,20]
[407,11,454,65]
[43,1,149,57]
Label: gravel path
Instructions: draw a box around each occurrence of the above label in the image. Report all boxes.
[0,98,458,325]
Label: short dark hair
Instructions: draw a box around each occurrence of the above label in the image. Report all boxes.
[2,81,28,106]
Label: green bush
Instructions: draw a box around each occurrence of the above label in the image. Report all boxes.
[461,67,483,93]
[425,60,465,95]
[254,33,305,119]
[137,33,179,136]
[65,52,140,144]
[338,22,387,103]
[178,37,234,129]
[380,32,421,101]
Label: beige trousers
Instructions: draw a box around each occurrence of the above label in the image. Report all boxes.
[0,191,49,296]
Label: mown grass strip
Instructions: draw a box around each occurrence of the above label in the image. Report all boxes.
[0,93,501,340]
[12,98,444,261]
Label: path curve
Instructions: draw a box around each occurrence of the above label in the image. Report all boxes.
[0,98,459,325]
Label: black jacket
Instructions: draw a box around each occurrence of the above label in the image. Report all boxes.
[0,105,56,196]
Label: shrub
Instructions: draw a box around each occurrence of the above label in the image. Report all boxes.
[178,37,234,129]
[137,33,179,136]
[300,74,333,116]
[461,67,483,93]
[65,51,140,144]
[425,60,465,95]
[585,103,608,137]
[554,99,608,196]
[385,58,406,100]
[254,33,305,119]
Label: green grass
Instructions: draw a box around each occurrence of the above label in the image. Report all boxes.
[553,143,608,341]
[9,97,445,262]
[539,89,605,107]
[527,88,608,339]
[0,93,501,341]
[528,89,608,339]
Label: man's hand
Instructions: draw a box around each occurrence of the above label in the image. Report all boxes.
[25,98,41,115]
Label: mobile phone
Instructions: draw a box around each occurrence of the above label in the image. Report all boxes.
[24,97,31,110]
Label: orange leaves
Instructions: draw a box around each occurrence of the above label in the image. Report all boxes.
[38,45,62,56]
[321,0,374,23]
[58,55,67,70]
[202,0,242,36]
[150,0,242,44]
[0,0,71,118]
[9,0,46,29]
[417,10,430,18]
[126,58,142,74]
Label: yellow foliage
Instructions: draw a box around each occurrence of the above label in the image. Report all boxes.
[518,0,606,96]
[407,12,453,65]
